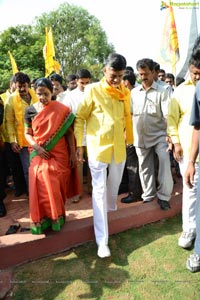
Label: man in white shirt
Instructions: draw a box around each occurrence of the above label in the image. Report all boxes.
[63,69,92,202]
[131,58,173,210]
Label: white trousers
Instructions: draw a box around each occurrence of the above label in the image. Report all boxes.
[179,159,198,234]
[88,157,125,247]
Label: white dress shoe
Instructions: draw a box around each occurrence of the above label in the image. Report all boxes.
[97,245,111,258]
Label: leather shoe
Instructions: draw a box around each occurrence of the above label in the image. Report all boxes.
[121,193,142,204]
[5,224,21,235]
[97,245,111,258]
[158,199,171,210]
[0,200,7,217]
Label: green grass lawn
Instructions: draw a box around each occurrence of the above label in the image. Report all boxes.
[6,214,200,300]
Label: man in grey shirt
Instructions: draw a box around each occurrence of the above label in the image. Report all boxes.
[131,58,173,210]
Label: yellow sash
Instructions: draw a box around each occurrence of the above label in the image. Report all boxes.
[100,77,133,144]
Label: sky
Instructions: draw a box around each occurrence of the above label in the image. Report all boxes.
[0,0,200,74]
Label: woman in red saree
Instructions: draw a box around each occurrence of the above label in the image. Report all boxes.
[24,78,81,234]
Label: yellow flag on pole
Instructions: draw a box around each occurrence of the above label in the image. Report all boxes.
[8,50,19,74]
[43,27,61,77]
[160,3,180,74]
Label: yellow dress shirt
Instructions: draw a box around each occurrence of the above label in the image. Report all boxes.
[167,79,197,159]
[5,88,38,147]
[74,80,133,164]
[0,89,12,142]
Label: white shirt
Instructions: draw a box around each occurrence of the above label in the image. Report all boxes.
[63,87,87,146]
[131,81,169,148]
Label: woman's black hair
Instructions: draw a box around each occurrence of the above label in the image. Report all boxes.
[34,77,53,93]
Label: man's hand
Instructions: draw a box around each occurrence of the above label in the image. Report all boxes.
[76,147,85,164]
[11,142,21,153]
[173,143,183,162]
[69,152,77,168]
[185,162,195,189]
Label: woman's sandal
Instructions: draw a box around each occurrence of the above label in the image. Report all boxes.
[30,223,42,235]
[51,221,60,231]
[59,216,65,226]
[51,216,65,231]
[41,218,51,231]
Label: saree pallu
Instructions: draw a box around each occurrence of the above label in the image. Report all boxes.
[29,101,81,234]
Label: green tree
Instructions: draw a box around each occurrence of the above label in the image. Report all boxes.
[0,3,114,91]
[34,2,115,80]
[0,25,44,90]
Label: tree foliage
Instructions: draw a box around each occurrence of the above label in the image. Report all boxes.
[35,3,114,80]
[0,25,44,91]
[0,2,114,91]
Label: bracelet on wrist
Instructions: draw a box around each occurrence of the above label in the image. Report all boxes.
[33,144,40,151]
[188,160,195,165]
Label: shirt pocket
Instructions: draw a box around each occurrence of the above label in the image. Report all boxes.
[145,95,159,117]
[132,102,144,116]
[146,102,157,115]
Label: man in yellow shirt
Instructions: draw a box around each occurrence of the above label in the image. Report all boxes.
[74,53,133,258]
[0,98,6,216]
[1,75,28,198]
[5,72,38,194]
[167,56,200,249]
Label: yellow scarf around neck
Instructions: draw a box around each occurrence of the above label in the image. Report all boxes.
[101,77,133,144]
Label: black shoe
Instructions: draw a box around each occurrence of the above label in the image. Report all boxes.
[5,224,21,235]
[0,200,7,217]
[121,193,142,204]
[158,199,171,210]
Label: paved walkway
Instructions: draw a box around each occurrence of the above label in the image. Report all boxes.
[0,175,182,299]
[0,175,182,267]
[0,185,93,237]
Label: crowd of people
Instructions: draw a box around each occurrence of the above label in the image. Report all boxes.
[1,43,200,272]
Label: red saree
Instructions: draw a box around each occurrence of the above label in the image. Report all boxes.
[28,101,81,234]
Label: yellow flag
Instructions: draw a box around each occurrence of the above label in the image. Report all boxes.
[8,50,19,74]
[160,4,180,73]
[43,27,61,77]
